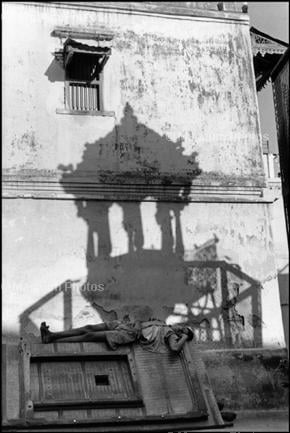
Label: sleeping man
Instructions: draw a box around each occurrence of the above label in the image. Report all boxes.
[40,317,194,353]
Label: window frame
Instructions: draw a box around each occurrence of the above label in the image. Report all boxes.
[53,30,115,117]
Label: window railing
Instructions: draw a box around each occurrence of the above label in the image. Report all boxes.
[65,81,100,111]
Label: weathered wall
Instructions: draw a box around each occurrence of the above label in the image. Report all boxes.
[3,2,263,184]
[3,198,285,348]
[2,1,285,350]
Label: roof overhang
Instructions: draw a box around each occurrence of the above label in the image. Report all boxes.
[250,27,288,91]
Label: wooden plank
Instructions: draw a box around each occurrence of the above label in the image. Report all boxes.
[82,342,98,352]
[79,85,83,111]
[85,85,89,111]
[33,398,144,410]
[18,339,32,419]
[93,85,97,110]
[33,410,59,420]
[30,343,55,355]
[118,407,144,417]
[89,85,92,111]
[134,345,209,418]
[72,84,76,110]
[52,26,114,41]
[61,409,88,420]
[183,343,209,414]
[113,359,134,397]
[2,411,208,429]
[65,81,70,109]
[80,361,89,400]
[31,353,128,362]
[5,344,21,420]
[161,351,193,415]
[30,363,40,402]
[156,354,172,414]
[2,344,7,422]
[133,346,168,416]
[90,408,118,419]
[128,348,143,399]
[99,72,104,111]
[204,387,224,426]
[119,358,134,398]
[40,361,86,401]
[76,84,80,111]
[54,343,82,353]
[185,342,226,427]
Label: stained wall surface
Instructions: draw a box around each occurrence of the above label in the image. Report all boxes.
[2,2,285,349]
[3,2,263,182]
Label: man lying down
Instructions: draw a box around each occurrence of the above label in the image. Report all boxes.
[40,317,236,421]
[40,317,194,354]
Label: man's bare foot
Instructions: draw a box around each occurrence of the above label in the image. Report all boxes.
[40,322,52,343]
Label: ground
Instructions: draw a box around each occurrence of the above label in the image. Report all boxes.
[194,410,289,432]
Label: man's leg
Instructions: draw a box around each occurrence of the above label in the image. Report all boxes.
[40,322,108,343]
[53,331,107,343]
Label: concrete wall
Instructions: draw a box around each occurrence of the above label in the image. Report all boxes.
[2,2,286,349]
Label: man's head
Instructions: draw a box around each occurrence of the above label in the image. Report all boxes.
[171,324,194,341]
[184,326,194,341]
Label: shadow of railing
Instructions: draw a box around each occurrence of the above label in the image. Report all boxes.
[177,260,263,347]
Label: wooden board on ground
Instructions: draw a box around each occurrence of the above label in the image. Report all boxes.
[2,339,232,432]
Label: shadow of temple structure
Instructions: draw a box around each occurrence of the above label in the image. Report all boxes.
[20,104,263,348]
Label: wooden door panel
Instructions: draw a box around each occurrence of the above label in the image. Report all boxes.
[41,362,86,401]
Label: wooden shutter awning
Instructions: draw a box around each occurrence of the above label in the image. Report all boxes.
[64,38,111,69]
[250,27,288,91]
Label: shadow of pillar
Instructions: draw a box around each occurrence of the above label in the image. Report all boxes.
[63,288,73,331]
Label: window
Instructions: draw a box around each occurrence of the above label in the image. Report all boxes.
[63,38,111,113]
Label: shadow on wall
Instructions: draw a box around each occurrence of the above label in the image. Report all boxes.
[278,264,289,351]
[20,104,263,348]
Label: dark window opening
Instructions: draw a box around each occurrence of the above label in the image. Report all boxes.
[63,38,111,112]
[66,52,101,82]
[94,374,110,386]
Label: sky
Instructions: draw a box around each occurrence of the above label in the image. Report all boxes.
[248,2,289,42]
[248,2,289,153]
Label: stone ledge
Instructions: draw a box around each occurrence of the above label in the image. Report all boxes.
[18,2,250,23]
[2,175,268,202]
[2,187,268,202]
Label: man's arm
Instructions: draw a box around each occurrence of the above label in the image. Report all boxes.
[132,319,142,338]
[167,333,188,353]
